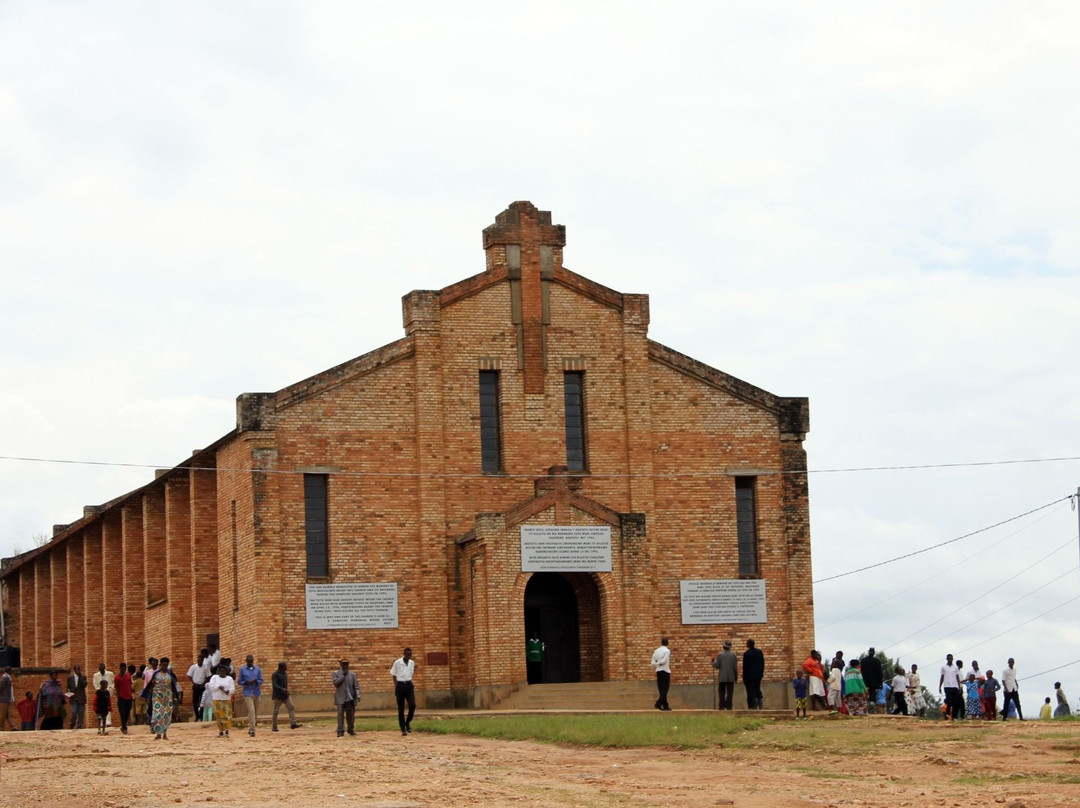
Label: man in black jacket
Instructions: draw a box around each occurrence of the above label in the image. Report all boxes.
[861,648,884,713]
[742,639,765,709]
[271,661,300,731]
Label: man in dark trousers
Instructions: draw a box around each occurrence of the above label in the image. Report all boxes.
[332,658,360,737]
[271,661,300,731]
[390,648,416,736]
[861,648,884,714]
[66,664,88,729]
[713,641,738,710]
[742,639,765,709]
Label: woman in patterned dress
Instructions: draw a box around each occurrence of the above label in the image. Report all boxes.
[964,673,984,719]
[843,659,869,716]
[150,655,177,740]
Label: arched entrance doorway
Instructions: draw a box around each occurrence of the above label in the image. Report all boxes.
[523,572,602,684]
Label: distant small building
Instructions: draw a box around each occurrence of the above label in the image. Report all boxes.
[1,202,813,709]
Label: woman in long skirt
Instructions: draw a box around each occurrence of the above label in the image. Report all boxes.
[38,672,67,730]
[964,674,984,719]
[843,659,869,716]
[150,655,176,740]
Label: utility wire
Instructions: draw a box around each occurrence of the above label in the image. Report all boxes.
[0,452,1079,479]
[812,496,1071,584]
[900,563,1079,657]
[817,504,1068,628]
[955,595,1080,657]
[1020,659,1080,683]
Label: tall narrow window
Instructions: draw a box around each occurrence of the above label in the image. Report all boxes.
[734,476,759,576]
[478,370,502,473]
[304,474,329,578]
[564,371,586,471]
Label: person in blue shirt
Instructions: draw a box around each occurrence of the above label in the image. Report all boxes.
[792,669,808,719]
[236,655,264,737]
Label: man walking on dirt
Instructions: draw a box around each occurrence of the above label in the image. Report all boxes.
[1001,658,1023,721]
[333,658,360,737]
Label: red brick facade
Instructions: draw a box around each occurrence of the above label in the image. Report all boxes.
[0,202,813,709]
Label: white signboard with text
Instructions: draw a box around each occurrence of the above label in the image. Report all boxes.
[680,579,767,624]
[305,582,399,629]
[520,525,612,572]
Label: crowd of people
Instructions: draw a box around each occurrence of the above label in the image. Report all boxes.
[0,644,419,740]
[644,637,1073,722]
[798,648,1073,721]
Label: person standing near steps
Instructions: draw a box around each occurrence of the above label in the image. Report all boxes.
[651,638,671,711]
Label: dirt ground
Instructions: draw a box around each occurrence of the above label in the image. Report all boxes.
[2,713,1079,808]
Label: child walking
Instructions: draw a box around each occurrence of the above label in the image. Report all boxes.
[17,691,37,731]
[792,669,808,719]
[94,678,112,735]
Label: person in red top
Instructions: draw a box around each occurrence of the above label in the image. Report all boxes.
[17,691,37,730]
[113,663,134,735]
[801,650,827,712]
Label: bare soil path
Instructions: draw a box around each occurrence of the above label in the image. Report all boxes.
[2,715,1078,807]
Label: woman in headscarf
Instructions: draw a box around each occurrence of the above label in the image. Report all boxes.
[1054,682,1072,718]
[149,655,178,740]
[37,671,67,730]
[801,650,827,711]
[844,658,869,716]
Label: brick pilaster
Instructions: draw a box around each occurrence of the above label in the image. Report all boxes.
[189,463,218,653]
[165,475,192,661]
[34,556,51,666]
[66,534,86,668]
[409,290,452,702]
[121,502,145,663]
[82,522,105,667]
[102,511,124,666]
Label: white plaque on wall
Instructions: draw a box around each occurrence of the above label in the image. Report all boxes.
[305,583,399,629]
[679,579,767,624]
[520,525,612,572]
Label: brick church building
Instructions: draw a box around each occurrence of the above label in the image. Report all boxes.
[1,202,813,710]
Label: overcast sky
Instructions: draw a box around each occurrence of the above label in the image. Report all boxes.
[2,2,1079,706]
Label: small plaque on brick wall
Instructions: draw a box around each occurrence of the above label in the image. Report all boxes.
[679,579,767,625]
[520,525,612,572]
[305,583,398,629]
[426,652,449,666]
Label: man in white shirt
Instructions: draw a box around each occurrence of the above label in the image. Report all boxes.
[938,653,962,721]
[1001,658,1023,721]
[651,638,671,711]
[389,648,416,736]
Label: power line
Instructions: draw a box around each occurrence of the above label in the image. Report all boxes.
[955,595,1080,658]
[1020,659,1080,683]
[0,452,1079,480]
[817,504,1069,629]
[899,563,1078,657]
[812,496,1071,584]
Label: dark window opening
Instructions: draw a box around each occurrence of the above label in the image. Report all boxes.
[735,476,759,576]
[479,370,502,473]
[305,474,329,578]
[564,371,586,471]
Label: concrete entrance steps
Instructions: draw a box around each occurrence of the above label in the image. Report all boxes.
[496,680,680,711]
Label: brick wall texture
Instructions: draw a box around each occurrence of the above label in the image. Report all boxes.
[0,202,813,709]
